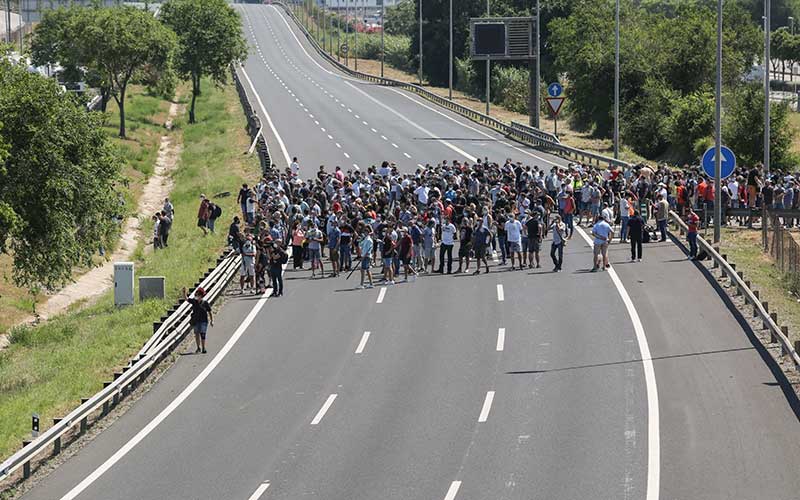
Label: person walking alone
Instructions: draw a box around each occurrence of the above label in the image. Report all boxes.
[183,286,213,354]
[686,208,700,260]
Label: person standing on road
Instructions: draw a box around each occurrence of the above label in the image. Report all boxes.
[472,222,491,274]
[591,216,613,272]
[550,214,566,272]
[307,223,325,278]
[526,211,543,269]
[291,223,305,270]
[627,210,645,262]
[423,219,436,273]
[505,214,523,270]
[267,241,287,297]
[358,228,375,289]
[437,218,456,274]
[327,221,341,277]
[686,208,700,260]
[183,286,213,354]
[654,194,670,242]
[240,234,257,293]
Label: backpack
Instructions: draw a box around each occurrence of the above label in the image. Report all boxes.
[212,204,223,219]
[642,226,652,243]
[279,249,289,265]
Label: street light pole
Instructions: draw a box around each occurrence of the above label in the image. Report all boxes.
[448,0,453,99]
[345,0,349,66]
[354,0,358,71]
[765,3,771,179]
[485,0,490,116]
[419,0,423,85]
[790,16,795,35]
[381,0,385,77]
[614,0,620,159]
[533,0,540,128]
[714,0,722,244]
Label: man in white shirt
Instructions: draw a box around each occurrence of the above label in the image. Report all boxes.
[591,216,614,271]
[290,157,300,177]
[414,184,429,209]
[728,178,740,208]
[437,219,456,274]
[505,215,523,270]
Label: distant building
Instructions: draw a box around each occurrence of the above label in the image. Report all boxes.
[19,0,121,23]
[320,0,406,8]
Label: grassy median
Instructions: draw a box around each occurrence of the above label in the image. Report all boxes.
[0,79,259,461]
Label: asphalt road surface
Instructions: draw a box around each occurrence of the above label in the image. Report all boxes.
[20,4,800,500]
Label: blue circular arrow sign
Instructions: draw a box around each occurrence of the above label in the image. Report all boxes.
[702,146,736,179]
[547,82,563,97]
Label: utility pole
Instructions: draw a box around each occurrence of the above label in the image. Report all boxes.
[418,0,423,85]
[381,0,385,77]
[714,0,722,244]
[354,0,358,71]
[448,0,453,99]
[533,0,540,127]
[485,0,490,115]
[764,0,771,249]
[614,0,620,159]
[345,0,349,66]
[5,0,11,44]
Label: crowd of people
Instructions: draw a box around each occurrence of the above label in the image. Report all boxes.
[215,155,768,295]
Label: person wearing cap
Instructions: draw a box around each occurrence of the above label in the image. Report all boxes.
[591,214,613,272]
[183,286,213,354]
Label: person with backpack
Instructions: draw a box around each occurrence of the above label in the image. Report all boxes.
[183,286,213,354]
[207,202,223,234]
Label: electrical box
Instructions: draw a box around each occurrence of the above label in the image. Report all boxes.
[139,276,165,302]
[114,262,135,306]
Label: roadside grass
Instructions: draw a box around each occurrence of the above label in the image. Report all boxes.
[718,228,800,344]
[0,86,169,336]
[0,79,259,461]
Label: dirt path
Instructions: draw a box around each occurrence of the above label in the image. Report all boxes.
[0,102,183,349]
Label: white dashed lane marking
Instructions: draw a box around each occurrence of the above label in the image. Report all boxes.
[478,391,495,422]
[496,328,506,351]
[355,331,371,354]
[496,284,504,302]
[310,394,337,425]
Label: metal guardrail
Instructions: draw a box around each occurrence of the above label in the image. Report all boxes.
[0,250,241,483]
[231,65,272,173]
[274,1,629,170]
[669,210,800,370]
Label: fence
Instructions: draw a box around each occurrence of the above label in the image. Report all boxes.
[766,211,800,284]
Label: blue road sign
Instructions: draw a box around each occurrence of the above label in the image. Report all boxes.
[547,82,563,97]
[702,146,736,179]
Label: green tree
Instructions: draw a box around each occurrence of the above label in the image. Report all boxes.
[0,61,122,291]
[160,0,248,124]
[723,83,797,169]
[621,78,678,158]
[385,0,416,36]
[667,88,715,161]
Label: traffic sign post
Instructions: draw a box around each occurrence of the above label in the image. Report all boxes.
[701,146,736,179]
[546,96,565,137]
[547,82,563,97]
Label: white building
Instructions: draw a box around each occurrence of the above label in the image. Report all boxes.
[321,0,406,8]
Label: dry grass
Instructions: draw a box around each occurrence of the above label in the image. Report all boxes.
[719,228,800,344]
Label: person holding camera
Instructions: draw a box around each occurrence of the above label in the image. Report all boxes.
[267,240,287,297]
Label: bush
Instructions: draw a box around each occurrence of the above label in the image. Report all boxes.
[383,35,413,72]
[667,89,714,160]
[455,57,478,95]
[621,78,678,158]
[492,65,529,114]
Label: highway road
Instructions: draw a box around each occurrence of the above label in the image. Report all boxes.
[19,4,800,500]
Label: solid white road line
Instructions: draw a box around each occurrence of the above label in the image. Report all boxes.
[478,391,495,423]
[576,227,660,500]
[239,65,291,167]
[496,284,504,302]
[376,286,387,304]
[355,331,371,354]
[247,482,271,500]
[496,328,506,351]
[311,394,338,425]
[344,81,477,162]
[58,288,275,500]
[443,481,462,500]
